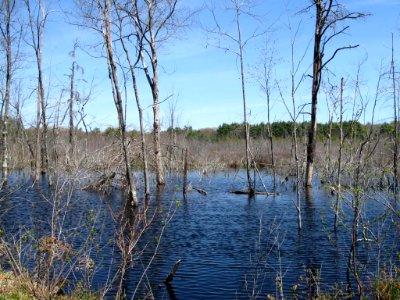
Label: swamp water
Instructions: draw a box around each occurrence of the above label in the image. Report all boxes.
[0,171,398,299]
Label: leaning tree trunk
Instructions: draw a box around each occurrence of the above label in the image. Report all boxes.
[101,0,138,206]
[117,17,150,198]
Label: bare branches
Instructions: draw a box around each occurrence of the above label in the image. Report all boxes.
[204,0,267,58]
[305,0,367,186]
[321,44,359,71]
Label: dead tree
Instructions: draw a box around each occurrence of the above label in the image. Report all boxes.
[101,0,138,206]
[0,0,15,185]
[334,77,344,231]
[346,68,381,298]
[113,3,150,198]
[256,40,277,191]
[278,19,309,230]
[305,0,366,186]
[25,0,51,181]
[391,33,398,200]
[75,0,139,205]
[67,41,78,167]
[205,0,265,195]
[131,0,180,189]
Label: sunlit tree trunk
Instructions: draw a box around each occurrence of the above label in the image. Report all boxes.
[305,1,322,187]
[146,0,165,188]
[305,0,365,186]
[234,1,253,195]
[26,0,49,181]
[1,0,13,186]
[99,0,138,206]
[115,6,150,198]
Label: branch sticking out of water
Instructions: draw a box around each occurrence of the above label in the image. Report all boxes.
[164,259,182,284]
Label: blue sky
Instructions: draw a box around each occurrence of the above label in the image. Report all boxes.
[15,0,400,130]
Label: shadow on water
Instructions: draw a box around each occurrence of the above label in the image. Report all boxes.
[0,171,398,299]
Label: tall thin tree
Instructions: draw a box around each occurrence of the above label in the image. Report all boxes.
[114,3,150,198]
[25,0,50,181]
[206,0,264,195]
[391,33,398,200]
[0,0,14,185]
[334,77,344,231]
[305,0,366,186]
[68,41,77,167]
[256,40,277,191]
[97,0,138,205]
[131,0,181,189]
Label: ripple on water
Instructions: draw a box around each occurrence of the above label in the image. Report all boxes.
[0,171,398,299]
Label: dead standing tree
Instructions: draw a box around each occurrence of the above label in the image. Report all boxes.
[278,18,310,230]
[0,0,15,185]
[304,0,366,186]
[77,0,139,206]
[25,0,51,181]
[67,41,78,167]
[130,0,181,189]
[113,2,150,198]
[100,0,139,206]
[206,0,265,195]
[390,33,398,200]
[255,39,277,191]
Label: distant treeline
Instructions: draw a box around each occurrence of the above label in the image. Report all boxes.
[22,120,392,141]
[165,121,396,141]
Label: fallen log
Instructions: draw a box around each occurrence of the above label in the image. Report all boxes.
[230,190,279,196]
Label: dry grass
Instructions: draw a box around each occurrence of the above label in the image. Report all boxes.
[0,271,100,300]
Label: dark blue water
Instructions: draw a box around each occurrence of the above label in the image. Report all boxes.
[0,171,398,299]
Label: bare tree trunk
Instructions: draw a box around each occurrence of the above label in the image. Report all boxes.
[234,2,253,195]
[99,0,138,206]
[168,100,177,174]
[183,148,188,200]
[115,8,150,198]
[146,0,165,188]
[266,94,276,191]
[35,87,41,180]
[305,0,365,186]
[391,33,398,200]
[305,1,322,187]
[68,42,77,167]
[26,0,49,180]
[348,147,365,297]
[1,0,12,186]
[326,104,333,178]
[290,55,302,231]
[334,77,344,231]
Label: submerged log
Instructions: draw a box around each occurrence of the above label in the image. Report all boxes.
[230,190,279,196]
[193,187,207,196]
